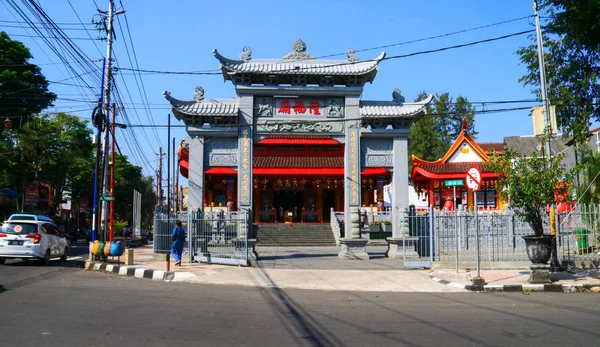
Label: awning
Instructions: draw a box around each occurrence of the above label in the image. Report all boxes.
[256,136,340,146]
[253,168,344,175]
[361,167,389,175]
[205,167,237,174]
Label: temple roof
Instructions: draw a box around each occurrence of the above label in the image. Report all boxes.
[359,94,433,118]
[411,120,502,180]
[163,90,239,120]
[254,156,343,168]
[213,39,385,86]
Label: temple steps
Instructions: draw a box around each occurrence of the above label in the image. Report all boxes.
[255,224,337,246]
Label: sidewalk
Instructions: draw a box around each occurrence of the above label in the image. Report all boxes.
[84,244,600,293]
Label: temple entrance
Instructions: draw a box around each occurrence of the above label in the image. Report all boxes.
[274,191,303,223]
[322,190,336,222]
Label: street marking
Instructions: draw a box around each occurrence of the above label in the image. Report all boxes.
[67,256,82,260]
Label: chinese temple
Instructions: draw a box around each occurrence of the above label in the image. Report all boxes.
[165,39,432,233]
[411,121,505,210]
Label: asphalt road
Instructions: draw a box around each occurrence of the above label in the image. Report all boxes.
[0,240,88,285]
[1,263,599,347]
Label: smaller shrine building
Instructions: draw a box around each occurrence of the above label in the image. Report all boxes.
[411,122,505,211]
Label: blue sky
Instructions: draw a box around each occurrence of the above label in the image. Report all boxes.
[1,0,551,179]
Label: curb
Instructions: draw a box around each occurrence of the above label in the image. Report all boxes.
[429,271,600,293]
[84,261,194,282]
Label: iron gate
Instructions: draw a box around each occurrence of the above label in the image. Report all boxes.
[404,206,434,267]
[187,209,250,266]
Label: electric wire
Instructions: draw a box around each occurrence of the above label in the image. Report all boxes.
[115,7,162,145]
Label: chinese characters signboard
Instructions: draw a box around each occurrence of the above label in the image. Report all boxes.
[349,129,359,205]
[239,129,251,206]
[255,97,345,118]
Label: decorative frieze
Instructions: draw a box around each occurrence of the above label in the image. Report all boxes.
[257,120,344,133]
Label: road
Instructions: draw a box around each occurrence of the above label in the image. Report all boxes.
[0,240,88,286]
[2,261,599,347]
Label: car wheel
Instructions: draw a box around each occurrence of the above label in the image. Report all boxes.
[40,250,51,265]
[60,247,68,261]
[0,257,5,265]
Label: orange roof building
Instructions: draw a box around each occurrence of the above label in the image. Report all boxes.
[411,122,505,211]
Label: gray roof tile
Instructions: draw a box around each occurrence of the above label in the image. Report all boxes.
[359,95,433,118]
[213,49,385,76]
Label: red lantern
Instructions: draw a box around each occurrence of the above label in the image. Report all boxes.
[3,117,12,129]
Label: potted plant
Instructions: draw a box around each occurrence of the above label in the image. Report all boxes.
[488,147,575,264]
[368,220,382,233]
[382,220,392,232]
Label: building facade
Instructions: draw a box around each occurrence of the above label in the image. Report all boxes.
[164,40,431,238]
[411,122,505,211]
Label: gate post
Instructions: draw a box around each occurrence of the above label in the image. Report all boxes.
[385,206,419,260]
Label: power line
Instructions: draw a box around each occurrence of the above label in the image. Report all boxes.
[0,18,94,26]
[115,29,535,76]
[0,23,94,31]
[3,32,98,40]
[317,15,534,58]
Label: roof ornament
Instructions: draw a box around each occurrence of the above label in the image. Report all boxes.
[283,39,315,60]
[192,86,204,103]
[347,48,359,62]
[461,118,468,131]
[239,46,252,61]
[392,88,405,104]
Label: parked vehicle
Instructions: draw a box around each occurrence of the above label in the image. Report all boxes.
[7,214,54,223]
[0,220,69,265]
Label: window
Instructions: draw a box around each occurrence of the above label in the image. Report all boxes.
[0,223,38,235]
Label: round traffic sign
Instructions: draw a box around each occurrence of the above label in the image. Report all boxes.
[465,166,482,192]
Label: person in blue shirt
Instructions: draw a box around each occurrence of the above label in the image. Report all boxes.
[170,221,185,266]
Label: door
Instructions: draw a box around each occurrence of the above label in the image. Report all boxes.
[41,224,59,256]
[322,190,336,222]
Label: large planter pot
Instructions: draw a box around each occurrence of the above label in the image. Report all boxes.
[522,235,553,264]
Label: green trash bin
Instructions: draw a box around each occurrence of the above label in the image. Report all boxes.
[574,229,589,250]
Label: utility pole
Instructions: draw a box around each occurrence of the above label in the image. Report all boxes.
[98,0,124,241]
[533,0,552,158]
[534,0,562,271]
[167,114,171,215]
[175,141,180,212]
[109,103,116,242]
[158,148,163,208]
[172,137,176,213]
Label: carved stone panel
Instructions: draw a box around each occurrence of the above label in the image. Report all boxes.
[204,137,238,166]
[361,139,393,168]
[209,153,237,166]
[366,155,392,167]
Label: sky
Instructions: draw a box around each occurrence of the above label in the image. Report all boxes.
[1,0,557,182]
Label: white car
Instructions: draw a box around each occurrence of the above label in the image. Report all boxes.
[0,220,69,265]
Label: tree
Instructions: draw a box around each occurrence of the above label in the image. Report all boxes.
[409,92,477,166]
[112,153,155,227]
[517,0,600,145]
[0,32,56,129]
[8,113,93,214]
[487,148,575,237]
[578,148,600,205]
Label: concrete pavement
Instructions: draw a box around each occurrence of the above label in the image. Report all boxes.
[85,243,600,293]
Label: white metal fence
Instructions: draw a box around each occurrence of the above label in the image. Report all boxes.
[153,209,251,266]
[407,205,600,269]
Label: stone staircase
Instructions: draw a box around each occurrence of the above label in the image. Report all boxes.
[255,223,337,247]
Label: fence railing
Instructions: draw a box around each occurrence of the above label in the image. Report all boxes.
[153,211,190,254]
[557,204,600,268]
[405,205,600,269]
